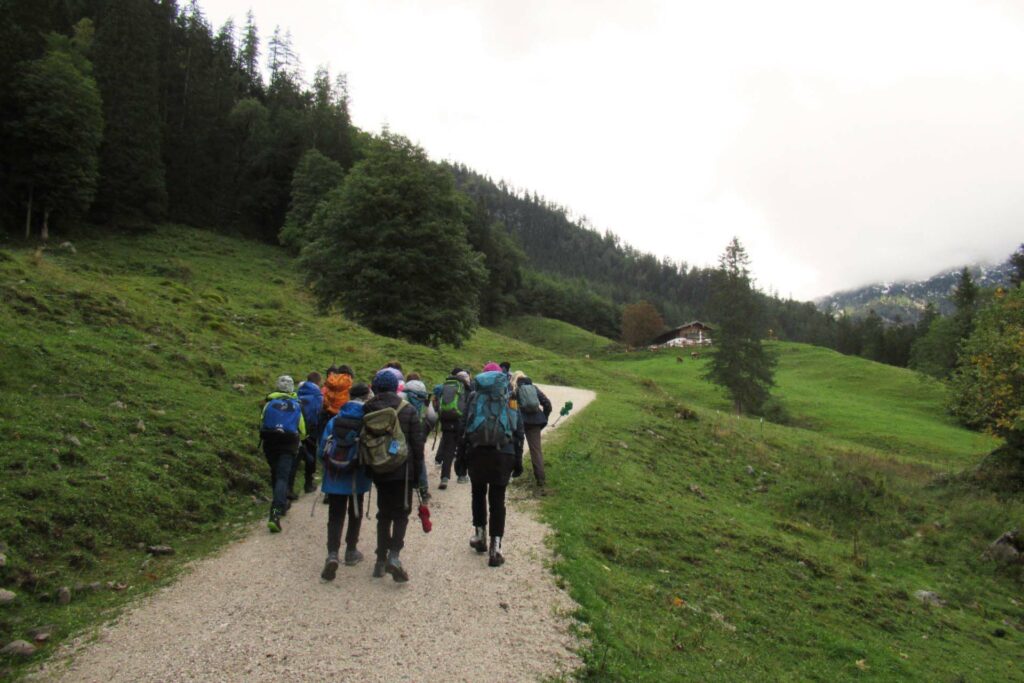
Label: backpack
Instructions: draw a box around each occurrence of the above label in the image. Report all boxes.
[320,413,361,477]
[405,389,429,419]
[438,379,465,422]
[297,383,323,434]
[358,400,409,474]
[260,397,301,435]
[465,371,514,449]
[518,384,541,414]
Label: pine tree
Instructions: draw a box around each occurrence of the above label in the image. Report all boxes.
[300,133,486,346]
[92,0,167,224]
[12,22,104,239]
[703,238,776,414]
[279,148,344,252]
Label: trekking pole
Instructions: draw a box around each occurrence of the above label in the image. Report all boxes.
[551,401,573,428]
[310,492,320,517]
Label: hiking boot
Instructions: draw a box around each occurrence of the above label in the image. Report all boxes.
[438,478,449,490]
[268,510,282,533]
[488,536,505,567]
[385,552,409,583]
[321,552,339,581]
[303,482,317,494]
[344,548,364,566]
[457,475,469,484]
[287,491,299,501]
[470,526,487,553]
[372,560,386,578]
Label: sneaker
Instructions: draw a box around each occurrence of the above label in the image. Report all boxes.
[268,510,282,533]
[344,548,364,566]
[321,553,339,581]
[385,554,410,583]
[457,475,469,484]
[372,560,386,578]
[438,478,449,490]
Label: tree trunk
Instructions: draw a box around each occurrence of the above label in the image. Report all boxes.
[41,207,50,241]
[24,187,33,239]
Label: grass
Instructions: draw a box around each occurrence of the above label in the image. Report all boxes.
[495,315,621,358]
[1,224,1022,681]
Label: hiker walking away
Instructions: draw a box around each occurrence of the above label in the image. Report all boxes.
[363,370,425,582]
[515,374,553,488]
[319,383,372,580]
[463,363,524,567]
[291,372,323,495]
[434,368,470,489]
[259,375,306,533]
[321,365,354,418]
[403,377,435,501]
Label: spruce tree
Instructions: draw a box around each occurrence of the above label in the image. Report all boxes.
[13,23,104,239]
[703,238,776,414]
[92,0,167,224]
[239,10,261,94]
[300,133,486,346]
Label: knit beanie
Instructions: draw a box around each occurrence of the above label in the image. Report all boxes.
[275,375,295,393]
[349,382,370,400]
[405,379,427,395]
[372,369,400,394]
[483,362,502,372]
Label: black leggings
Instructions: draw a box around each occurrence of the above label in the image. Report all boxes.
[467,449,515,537]
[326,493,365,554]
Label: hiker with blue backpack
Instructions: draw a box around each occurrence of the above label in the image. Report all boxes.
[318,382,372,580]
[259,375,307,533]
[434,368,471,489]
[363,369,426,582]
[513,373,553,488]
[463,363,524,567]
[290,371,324,496]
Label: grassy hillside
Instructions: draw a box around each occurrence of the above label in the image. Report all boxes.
[495,315,620,358]
[1,226,1021,681]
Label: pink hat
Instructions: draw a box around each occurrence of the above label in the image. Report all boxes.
[483,362,502,372]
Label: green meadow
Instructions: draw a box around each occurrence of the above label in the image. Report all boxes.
[0,226,1021,681]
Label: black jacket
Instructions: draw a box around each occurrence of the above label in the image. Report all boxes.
[516,378,553,428]
[363,391,425,484]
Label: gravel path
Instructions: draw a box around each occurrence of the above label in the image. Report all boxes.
[36,385,596,683]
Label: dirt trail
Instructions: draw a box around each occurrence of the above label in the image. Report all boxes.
[37,385,596,683]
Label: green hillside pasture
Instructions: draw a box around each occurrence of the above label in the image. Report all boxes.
[540,373,1024,681]
[0,225,569,675]
[604,343,997,467]
[495,315,621,358]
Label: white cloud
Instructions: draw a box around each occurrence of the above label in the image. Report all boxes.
[200,0,1024,299]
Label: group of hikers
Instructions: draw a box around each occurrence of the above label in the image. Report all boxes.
[258,360,554,582]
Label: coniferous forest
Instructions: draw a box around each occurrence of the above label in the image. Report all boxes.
[1,0,1015,365]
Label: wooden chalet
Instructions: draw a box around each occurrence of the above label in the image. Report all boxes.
[649,321,713,348]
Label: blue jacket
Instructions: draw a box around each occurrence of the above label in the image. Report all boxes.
[318,401,372,496]
[297,381,324,439]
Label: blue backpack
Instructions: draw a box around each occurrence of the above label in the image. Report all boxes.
[320,402,364,477]
[297,382,324,435]
[261,397,302,435]
[465,371,514,449]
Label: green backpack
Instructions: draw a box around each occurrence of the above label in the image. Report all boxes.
[358,400,409,474]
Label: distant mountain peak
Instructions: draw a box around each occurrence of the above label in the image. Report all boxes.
[817,257,1015,323]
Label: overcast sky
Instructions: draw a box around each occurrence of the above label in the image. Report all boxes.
[202,0,1024,300]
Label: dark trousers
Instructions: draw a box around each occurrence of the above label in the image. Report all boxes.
[264,449,295,514]
[437,428,464,479]
[374,479,411,560]
[327,493,365,554]
[467,449,515,537]
[289,436,317,492]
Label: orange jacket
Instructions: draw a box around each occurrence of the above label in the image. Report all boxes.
[321,373,352,416]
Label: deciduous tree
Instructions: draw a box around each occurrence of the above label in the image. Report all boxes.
[621,301,665,347]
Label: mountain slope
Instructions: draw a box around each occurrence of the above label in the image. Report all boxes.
[818,258,1015,322]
